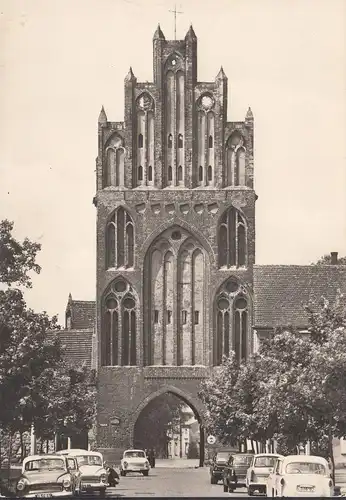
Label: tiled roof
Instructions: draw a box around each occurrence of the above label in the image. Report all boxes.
[49,329,93,369]
[69,300,95,330]
[253,265,346,329]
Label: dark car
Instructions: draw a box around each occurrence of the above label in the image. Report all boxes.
[223,453,254,493]
[210,450,233,484]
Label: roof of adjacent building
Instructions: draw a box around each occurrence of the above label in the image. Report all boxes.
[49,329,94,369]
[66,297,95,330]
[253,265,346,329]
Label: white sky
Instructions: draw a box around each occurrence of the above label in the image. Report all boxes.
[0,0,345,324]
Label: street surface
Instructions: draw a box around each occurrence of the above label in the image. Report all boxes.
[105,460,346,497]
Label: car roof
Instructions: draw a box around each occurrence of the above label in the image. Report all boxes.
[282,455,328,464]
[23,455,66,464]
[57,449,101,456]
[124,449,145,453]
[253,453,284,457]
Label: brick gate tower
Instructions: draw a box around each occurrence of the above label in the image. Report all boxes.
[93,24,255,461]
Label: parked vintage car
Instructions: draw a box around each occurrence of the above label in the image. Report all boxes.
[209,450,234,484]
[266,454,334,497]
[245,453,283,496]
[16,454,81,497]
[120,449,150,476]
[222,453,254,493]
[56,448,108,495]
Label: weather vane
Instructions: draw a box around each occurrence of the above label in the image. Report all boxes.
[169,4,183,40]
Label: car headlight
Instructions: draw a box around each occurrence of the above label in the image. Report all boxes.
[123,461,128,468]
[17,479,26,491]
[63,478,71,489]
[145,460,149,467]
[100,473,107,482]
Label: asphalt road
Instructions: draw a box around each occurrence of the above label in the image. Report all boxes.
[105,466,346,497]
[106,467,250,497]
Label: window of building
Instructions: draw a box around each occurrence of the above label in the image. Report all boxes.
[106,207,134,269]
[208,165,212,181]
[168,134,173,148]
[218,207,247,268]
[182,310,187,325]
[138,133,143,148]
[138,165,143,181]
[178,134,183,148]
[168,166,173,181]
[208,135,213,148]
[178,165,183,181]
[148,165,153,181]
[198,166,203,182]
[194,310,199,325]
[167,310,172,324]
[154,310,159,323]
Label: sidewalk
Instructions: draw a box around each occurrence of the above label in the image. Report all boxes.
[155,458,200,469]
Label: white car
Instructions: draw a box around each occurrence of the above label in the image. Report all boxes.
[267,455,334,497]
[120,449,150,476]
[56,448,108,495]
[245,453,283,496]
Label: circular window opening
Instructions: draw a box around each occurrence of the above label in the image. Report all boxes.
[235,297,247,310]
[106,297,118,310]
[225,280,239,293]
[114,280,127,293]
[123,297,135,309]
[217,298,229,311]
[171,230,182,240]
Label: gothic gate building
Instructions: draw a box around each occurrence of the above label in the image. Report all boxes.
[61,25,346,462]
[92,24,254,460]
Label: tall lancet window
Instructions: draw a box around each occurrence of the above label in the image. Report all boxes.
[101,278,138,367]
[196,94,215,187]
[104,134,125,188]
[144,228,207,367]
[225,131,247,187]
[106,207,134,269]
[218,206,247,268]
[214,279,250,366]
[164,54,185,187]
[135,93,155,187]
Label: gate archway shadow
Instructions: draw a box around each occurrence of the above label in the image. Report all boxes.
[132,388,205,467]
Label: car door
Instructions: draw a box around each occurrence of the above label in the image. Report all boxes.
[273,459,283,497]
[246,457,254,487]
[67,457,80,491]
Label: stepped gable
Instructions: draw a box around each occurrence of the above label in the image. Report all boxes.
[68,300,96,329]
[50,329,93,369]
[254,265,346,329]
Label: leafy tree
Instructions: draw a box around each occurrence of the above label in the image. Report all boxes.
[0,220,41,288]
[313,254,346,265]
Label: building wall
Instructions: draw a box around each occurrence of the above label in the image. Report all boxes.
[94,26,256,459]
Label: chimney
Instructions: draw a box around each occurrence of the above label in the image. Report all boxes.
[331,251,338,264]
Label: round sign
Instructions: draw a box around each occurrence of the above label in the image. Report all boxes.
[207,435,216,445]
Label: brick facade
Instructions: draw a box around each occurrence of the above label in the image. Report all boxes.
[92,25,255,460]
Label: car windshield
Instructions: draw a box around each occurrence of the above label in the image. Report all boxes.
[254,456,278,467]
[124,451,145,458]
[233,455,253,465]
[286,462,327,475]
[75,455,102,466]
[216,452,230,460]
[25,458,65,471]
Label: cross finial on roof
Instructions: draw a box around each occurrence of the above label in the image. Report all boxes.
[169,4,183,40]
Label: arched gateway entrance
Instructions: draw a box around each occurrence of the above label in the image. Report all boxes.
[132,389,205,467]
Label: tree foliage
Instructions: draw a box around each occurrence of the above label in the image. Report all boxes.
[0,220,96,453]
[199,290,346,475]
[313,254,346,265]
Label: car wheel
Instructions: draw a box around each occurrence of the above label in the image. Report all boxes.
[248,487,253,496]
[99,489,106,498]
[120,470,125,476]
[210,476,217,484]
[229,488,234,493]
[142,471,149,476]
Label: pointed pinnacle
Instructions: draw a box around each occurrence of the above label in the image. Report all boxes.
[98,106,107,124]
[153,24,165,40]
[216,66,227,80]
[124,66,136,83]
[246,107,254,120]
[68,293,72,301]
[185,24,197,41]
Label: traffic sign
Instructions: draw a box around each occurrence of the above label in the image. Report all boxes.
[207,435,216,445]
